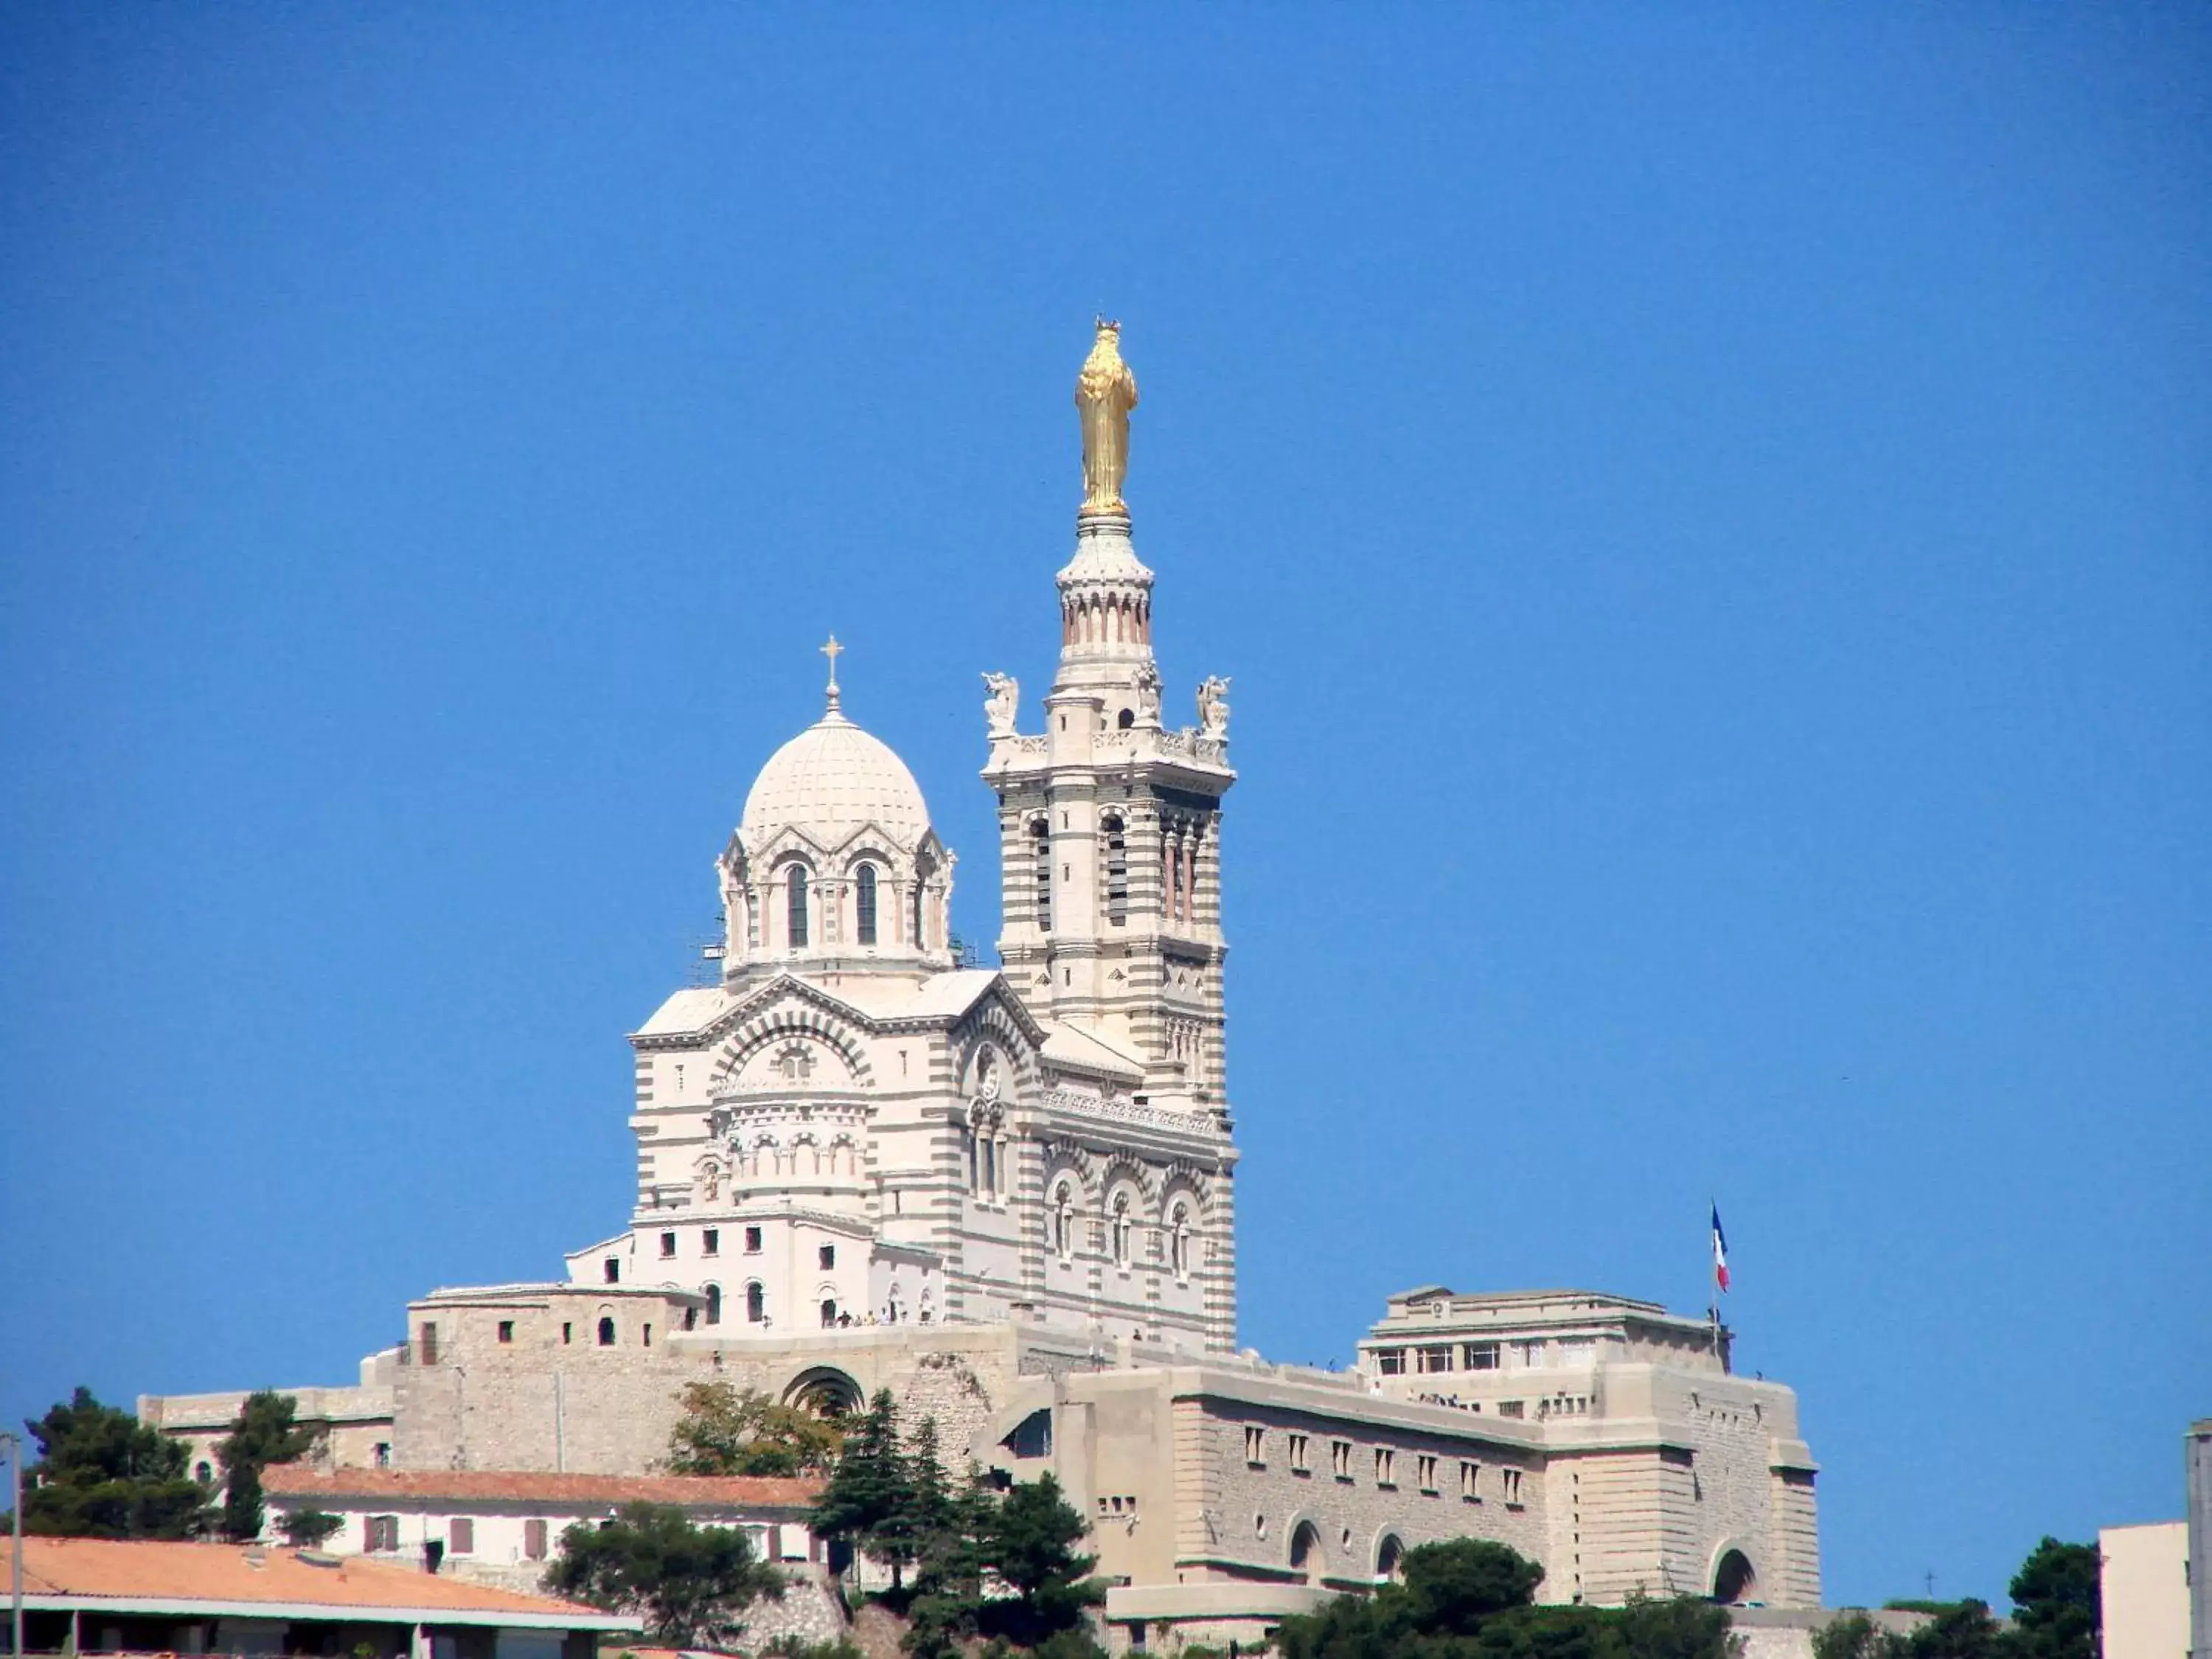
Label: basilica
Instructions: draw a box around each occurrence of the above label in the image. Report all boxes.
[143,324,1821,1645]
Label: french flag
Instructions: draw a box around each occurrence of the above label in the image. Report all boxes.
[1711,1204,1731,1293]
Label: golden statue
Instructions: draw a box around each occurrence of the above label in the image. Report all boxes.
[1076,319,1138,514]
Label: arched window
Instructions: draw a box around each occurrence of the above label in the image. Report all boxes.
[787,865,810,947]
[1053,1182,1075,1258]
[1167,831,1184,922]
[1111,1194,1132,1267]
[745,1281,765,1323]
[704,1284,723,1326]
[1031,820,1052,931]
[981,1136,998,1197]
[1117,707,1135,728]
[1102,814,1128,925]
[1169,1203,1192,1279]
[855,863,878,945]
[911,881,926,949]
[597,1317,616,1346]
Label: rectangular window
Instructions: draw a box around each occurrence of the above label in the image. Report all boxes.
[495,1321,513,1344]
[561,1323,573,1345]
[1513,1339,1545,1368]
[1374,1447,1396,1487]
[603,1257,621,1284]
[1288,1433,1310,1473]
[745,1226,763,1253]
[643,1322,652,1347]
[660,1231,678,1258]
[1460,1460,1482,1501]
[417,1324,438,1366]
[1244,1426,1265,1466]
[366,1514,400,1553]
[373,1442,392,1469]
[1417,1454,1439,1494]
[449,1517,475,1555]
[1331,1439,1353,1481]
[1418,1345,1454,1374]
[1464,1342,1500,1371]
[524,1517,549,1561]
[1375,1348,1406,1376]
[1559,1338,1596,1366]
[819,1244,836,1270]
[1498,1400,1526,1419]
[703,1228,720,1256]
[1503,1468,1525,1505]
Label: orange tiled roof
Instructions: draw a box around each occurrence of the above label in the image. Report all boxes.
[262,1466,823,1509]
[0,1536,631,1624]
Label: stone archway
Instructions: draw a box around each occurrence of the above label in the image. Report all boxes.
[1376,1533,1405,1585]
[1288,1519,1325,1587]
[783,1366,863,1422]
[1712,1548,1759,1604]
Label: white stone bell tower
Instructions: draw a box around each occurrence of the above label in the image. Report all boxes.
[982,324,1236,1117]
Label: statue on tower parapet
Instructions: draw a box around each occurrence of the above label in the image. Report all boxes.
[1076,319,1139,515]
[982,671,1019,737]
[1197,675,1231,739]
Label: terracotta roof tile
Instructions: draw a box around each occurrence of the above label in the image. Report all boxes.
[261,1467,822,1509]
[0,1537,628,1621]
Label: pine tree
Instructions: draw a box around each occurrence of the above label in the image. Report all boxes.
[810,1390,918,1589]
[216,1391,320,1543]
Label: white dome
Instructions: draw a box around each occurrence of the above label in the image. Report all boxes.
[740,706,933,849]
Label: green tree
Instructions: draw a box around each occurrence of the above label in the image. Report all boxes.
[666,1382,844,1478]
[1814,1613,1906,1659]
[812,1390,919,1589]
[2005,1539,2098,1659]
[972,1472,1107,1651]
[544,1500,785,1646]
[1613,1591,1735,1659]
[1903,1602,2002,1659]
[278,1509,345,1548]
[18,1387,212,1540]
[1401,1537,1546,1635]
[215,1391,320,1543]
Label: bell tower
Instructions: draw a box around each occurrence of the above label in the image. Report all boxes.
[982,323,1235,1116]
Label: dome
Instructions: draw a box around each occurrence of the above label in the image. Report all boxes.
[740,705,933,849]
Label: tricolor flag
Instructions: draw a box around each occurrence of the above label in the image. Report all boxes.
[1711,1204,1731,1293]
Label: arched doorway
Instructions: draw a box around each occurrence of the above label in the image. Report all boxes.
[783,1366,863,1422]
[1288,1519,1325,1587]
[1713,1548,1759,1604]
[1376,1534,1405,1585]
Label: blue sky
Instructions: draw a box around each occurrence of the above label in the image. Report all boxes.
[3,6,2206,1610]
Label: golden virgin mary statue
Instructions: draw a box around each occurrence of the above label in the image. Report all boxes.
[1075,319,1138,515]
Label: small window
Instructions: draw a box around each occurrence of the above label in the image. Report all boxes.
[561,1323,572,1345]
[1331,1439,1353,1480]
[1464,1341,1500,1371]
[1244,1426,1265,1466]
[787,864,810,947]
[1417,1454,1439,1494]
[1498,1400,1526,1419]
[746,1281,765,1322]
[603,1257,620,1284]
[373,1442,391,1469]
[745,1225,763,1253]
[496,1321,514,1344]
[1503,1468,1525,1504]
[703,1228,720,1256]
[418,1323,438,1366]
[449,1517,475,1555]
[643,1322,653,1347]
[366,1514,400,1553]
[1375,1348,1405,1376]
[659,1231,677,1258]
[1460,1460,1482,1501]
[1288,1433,1310,1473]
[705,1284,722,1326]
[597,1317,616,1346]
[856,863,878,946]
[1374,1447,1396,1487]
[819,1244,836,1270]
[524,1517,549,1561]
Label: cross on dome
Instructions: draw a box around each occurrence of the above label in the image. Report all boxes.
[820,634,844,712]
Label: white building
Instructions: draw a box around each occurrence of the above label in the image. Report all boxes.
[147,325,1820,1639]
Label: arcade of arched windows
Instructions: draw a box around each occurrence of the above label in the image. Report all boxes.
[1159,815,1211,929]
[722,847,945,958]
[731,1135,863,1181]
[1060,589,1152,648]
[1043,1165,1210,1283]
